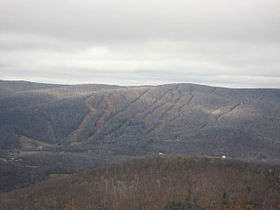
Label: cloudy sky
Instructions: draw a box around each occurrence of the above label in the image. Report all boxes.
[0,0,280,87]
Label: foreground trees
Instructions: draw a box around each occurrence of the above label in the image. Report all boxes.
[1,157,280,210]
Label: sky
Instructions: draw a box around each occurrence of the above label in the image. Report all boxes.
[0,0,280,88]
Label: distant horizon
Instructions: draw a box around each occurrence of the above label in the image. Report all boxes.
[1,77,280,90]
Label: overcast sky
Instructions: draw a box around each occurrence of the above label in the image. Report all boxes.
[0,0,280,87]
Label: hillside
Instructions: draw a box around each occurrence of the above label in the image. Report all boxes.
[1,157,280,210]
[0,80,280,191]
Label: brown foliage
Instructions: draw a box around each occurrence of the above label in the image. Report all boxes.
[1,157,280,210]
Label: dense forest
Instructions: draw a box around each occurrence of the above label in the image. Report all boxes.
[1,157,279,210]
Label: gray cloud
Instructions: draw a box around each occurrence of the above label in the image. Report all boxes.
[0,0,280,87]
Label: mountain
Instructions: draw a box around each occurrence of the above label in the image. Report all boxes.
[0,80,280,191]
[1,157,280,210]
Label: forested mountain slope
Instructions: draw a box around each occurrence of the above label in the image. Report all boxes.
[0,80,280,191]
[1,80,279,160]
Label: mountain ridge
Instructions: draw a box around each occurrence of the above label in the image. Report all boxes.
[1,80,280,158]
[0,80,280,191]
